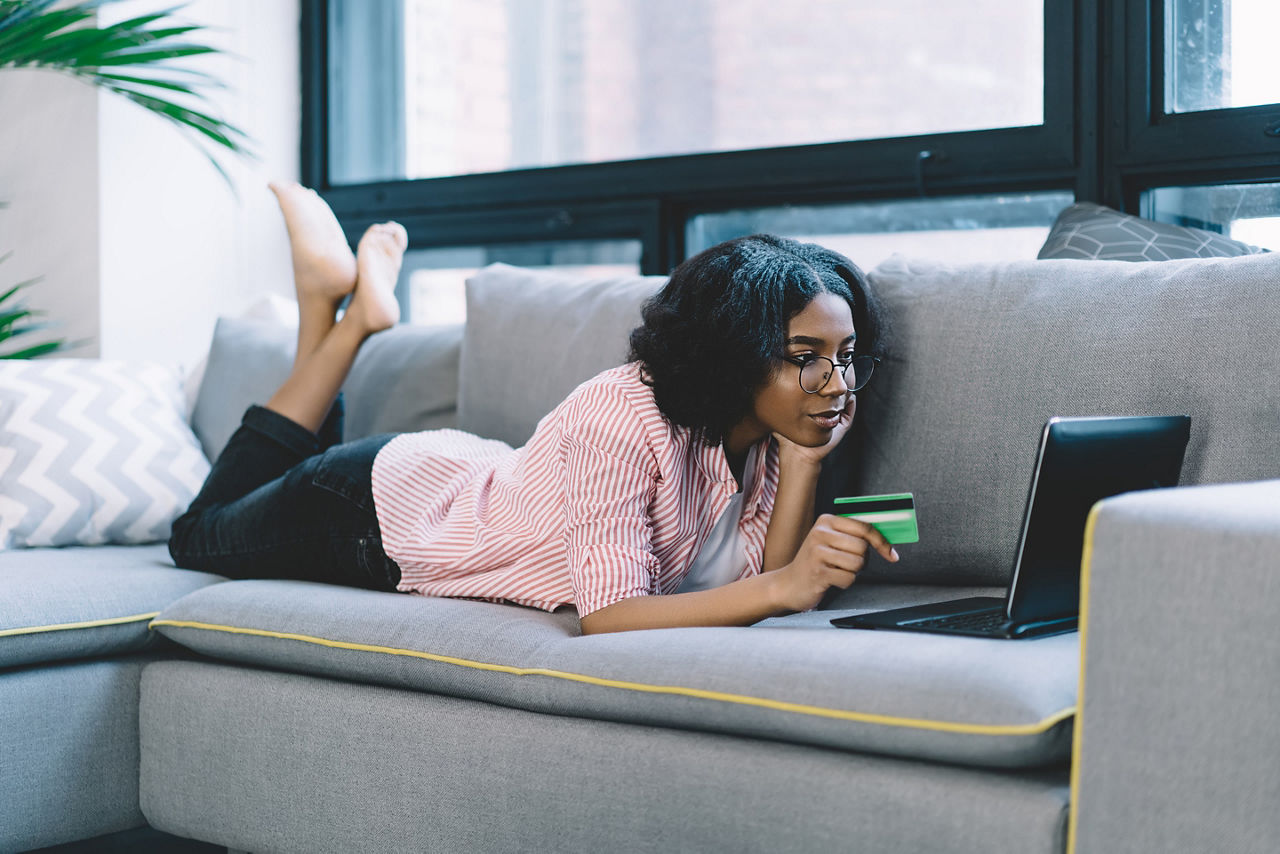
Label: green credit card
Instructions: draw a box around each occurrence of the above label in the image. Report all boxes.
[833,492,918,545]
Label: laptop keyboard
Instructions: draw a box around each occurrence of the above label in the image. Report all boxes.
[908,609,1008,633]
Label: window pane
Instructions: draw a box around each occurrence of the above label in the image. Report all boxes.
[1143,183,1280,250]
[1165,0,1280,113]
[330,0,1044,184]
[399,239,642,325]
[686,193,1074,269]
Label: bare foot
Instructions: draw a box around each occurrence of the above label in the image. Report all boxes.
[343,221,408,335]
[268,181,357,304]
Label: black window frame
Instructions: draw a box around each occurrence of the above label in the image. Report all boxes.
[300,0,1279,274]
[1106,0,1280,212]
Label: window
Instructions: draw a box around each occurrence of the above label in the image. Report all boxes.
[329,0,1045,185]
[1164,0,1280,113]
[687,193,1072,268]
[305,0,1277,306]
[1143,183,1280,249]
[1110,0,1280,213]
[398,239,642,325]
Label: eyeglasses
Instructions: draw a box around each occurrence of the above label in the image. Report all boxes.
[781,354,880,394]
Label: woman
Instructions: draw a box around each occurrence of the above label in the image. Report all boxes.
[169,182,898,634]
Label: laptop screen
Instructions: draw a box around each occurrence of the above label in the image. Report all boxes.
[1005,415,1191,624]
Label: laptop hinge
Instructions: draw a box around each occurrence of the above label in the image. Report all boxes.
[1009,615,1078,637]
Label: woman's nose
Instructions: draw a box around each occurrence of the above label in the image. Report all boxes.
[823,363,851,397]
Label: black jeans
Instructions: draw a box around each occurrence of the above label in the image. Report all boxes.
[169,402,401,592]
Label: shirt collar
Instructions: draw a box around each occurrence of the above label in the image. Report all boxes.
[740,440,775,520]
[696,440,737,487]
[698,437,770,493]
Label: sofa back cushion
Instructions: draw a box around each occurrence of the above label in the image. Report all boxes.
[850,251,1280,585]
[192,317,461,461]
[340,323,463,439]
[457,263,667,447]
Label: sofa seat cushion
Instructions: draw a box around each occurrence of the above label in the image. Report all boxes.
[151,580,1077,770]
[0,545,224,669]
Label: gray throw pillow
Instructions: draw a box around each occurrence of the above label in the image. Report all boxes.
[341,323,462,439]
[191,317,463,461]
[457,263,667,447]
[189,318,295,462]
[1037,202,1267,261]
[0,360,211,548]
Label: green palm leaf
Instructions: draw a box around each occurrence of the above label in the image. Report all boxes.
[0,0,255,185]
[0,1,71,43]
[0,251,64,358]
[1,339,65,360]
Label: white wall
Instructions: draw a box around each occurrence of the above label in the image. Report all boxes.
[0,0,301,369]
[0,69,100,357]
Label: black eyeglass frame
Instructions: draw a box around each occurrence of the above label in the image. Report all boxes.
[781,354,881,394]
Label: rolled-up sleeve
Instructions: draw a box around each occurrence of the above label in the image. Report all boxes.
[561,395,662,617]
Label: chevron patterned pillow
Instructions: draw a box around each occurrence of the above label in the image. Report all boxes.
[0,360,211,549]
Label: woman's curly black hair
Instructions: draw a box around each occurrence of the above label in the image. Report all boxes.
[628,233,882,447]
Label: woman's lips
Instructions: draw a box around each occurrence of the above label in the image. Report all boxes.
[809,411,842,429]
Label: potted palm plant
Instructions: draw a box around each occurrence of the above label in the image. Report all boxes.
[0,0,253,356]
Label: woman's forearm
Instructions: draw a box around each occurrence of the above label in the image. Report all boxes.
[579,573,785,634]
[761,455,821,572]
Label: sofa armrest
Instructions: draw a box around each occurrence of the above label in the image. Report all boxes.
[1070,479,1280,854]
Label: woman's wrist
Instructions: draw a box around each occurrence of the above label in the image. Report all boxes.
[776,445,824,477]
[760,566,794,615]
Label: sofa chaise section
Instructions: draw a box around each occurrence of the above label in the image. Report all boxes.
[147,578,1077,770]
[0,545,223,852]
[0,545,222,850]
[0,545,220,669]
[137,577,1073,851]
[140,659,1070,854]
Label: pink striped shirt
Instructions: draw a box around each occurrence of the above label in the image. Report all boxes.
[371,363,780,616]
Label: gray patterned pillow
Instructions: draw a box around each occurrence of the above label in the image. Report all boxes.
[1038,202,1267,261]
[0,360,211,548]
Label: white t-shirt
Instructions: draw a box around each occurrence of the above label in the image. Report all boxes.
[676,445,758,593]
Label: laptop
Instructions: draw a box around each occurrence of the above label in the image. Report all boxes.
[830,415,1191,639]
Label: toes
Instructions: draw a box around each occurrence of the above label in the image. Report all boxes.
[371,222,408,250]
[361,222,409,252]
[385,221,408,251]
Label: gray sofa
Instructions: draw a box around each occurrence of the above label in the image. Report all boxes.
[3,228,1279,853]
